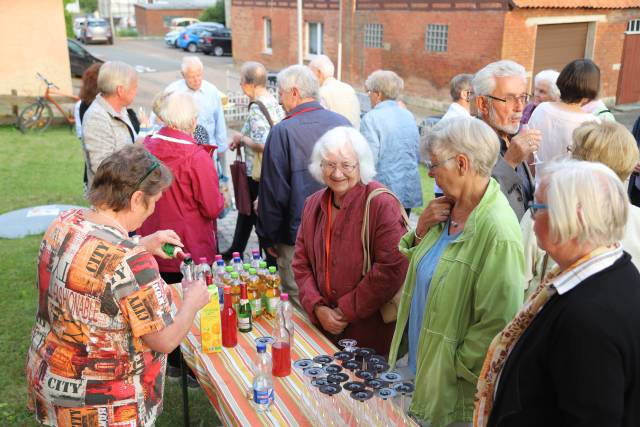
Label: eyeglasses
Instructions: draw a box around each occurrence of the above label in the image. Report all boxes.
[528,201,548,216]
[566,145,574,153]
[485,94,531,105]
[321,160,358,174]
[136,152,161,188]
[425,156,455,171]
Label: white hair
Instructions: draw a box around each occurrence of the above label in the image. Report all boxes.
[472,60,527,97]
[365,70,404,100]
[277,65,319,99]
[308,55,335,79]
[160,92,199,133]
[428,116,499,177]
[309,126,376,185]
[97,61,137,95]
[181,56,203,73]
[540,159,628,246]
[534,69,561,101]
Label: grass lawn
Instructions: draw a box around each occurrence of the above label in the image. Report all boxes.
[0,127,220,426]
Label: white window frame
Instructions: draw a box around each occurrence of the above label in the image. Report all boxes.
[425,24,448,53]
[305,22,323,58]
[627,18,640,34]
[263,18,273,54]
[364,23,384,48]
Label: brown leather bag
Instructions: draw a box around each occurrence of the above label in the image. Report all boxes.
[230,149,252,215]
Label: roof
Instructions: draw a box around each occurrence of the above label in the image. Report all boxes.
[135,1,215,10]
[511,0,640,8]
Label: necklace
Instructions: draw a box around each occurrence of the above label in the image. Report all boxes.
[89,207,128,235]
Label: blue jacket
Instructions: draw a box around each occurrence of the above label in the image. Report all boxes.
[360,100,423,208]
[257,101,351,246]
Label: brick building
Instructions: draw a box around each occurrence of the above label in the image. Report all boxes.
[230,0,640,104]
[135,2,211,36]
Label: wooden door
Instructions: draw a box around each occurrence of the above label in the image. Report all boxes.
[617,33,640,105]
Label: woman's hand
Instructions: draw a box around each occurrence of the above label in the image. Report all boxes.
[315,305,348,335]
[415,196,454,239]
[182,279,210,312]
[139,230,182,259]
[229,133,244,151]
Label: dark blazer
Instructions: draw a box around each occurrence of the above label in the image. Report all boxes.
[488,253,640,427]
[491,136,534,221]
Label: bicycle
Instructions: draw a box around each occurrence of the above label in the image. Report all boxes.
[17,73,79,133]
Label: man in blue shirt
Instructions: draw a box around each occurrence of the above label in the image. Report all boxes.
[257,65,350,308]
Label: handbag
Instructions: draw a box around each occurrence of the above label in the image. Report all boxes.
[361,187,410,324]
[229,149,252,215]
[247,100,274,182]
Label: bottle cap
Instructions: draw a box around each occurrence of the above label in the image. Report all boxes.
[231,272,239,279]
[268,266,277,273]
[256,343,266,353]
[251,248,259,254]
[223,285,231,294]
[225,266,234,272]
[216,260,225,266]
[208,285,216,292]
[253,253,260,259]
[215,254,223,261]
[240,283,248,299]
[281,293,289,301]
[232,251,240,258]
[183,253,193,263]
[243,263,251,270]
[259,261,268,268]
[249,268,257,275]
[199,257,208,264]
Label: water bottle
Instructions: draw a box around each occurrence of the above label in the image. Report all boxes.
[213,257,226,305]
[252,343,274,412]
[196,257,212,282]
[179,253,194,281]
[250,248,262,269]
[232,252,243,273]
[278,293,294,343]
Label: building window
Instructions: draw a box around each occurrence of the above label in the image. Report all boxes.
[628,19,640,34]
[306,22,323,56]
[364,23,383,48]
[426,24,448,52]
[264,18,272,53]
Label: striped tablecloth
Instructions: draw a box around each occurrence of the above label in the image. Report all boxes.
[170,285,417,427]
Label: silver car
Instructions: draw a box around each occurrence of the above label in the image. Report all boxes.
[164,30,181,48]
[81,18,113,45]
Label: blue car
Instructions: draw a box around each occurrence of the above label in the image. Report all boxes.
[177,22,224,53]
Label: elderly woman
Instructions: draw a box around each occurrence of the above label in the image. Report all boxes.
[224,61,284,262]
[528,59,600,165]
[387,116,524,427]
[82,61,139,188]
[521,121,640,299]
[520,69,560,125]
[292,126,409,355]
[360,70,422,216]
[25,145,210,426]
[475,160,640,427]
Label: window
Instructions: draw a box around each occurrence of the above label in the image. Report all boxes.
[426,24,448,52]
[306,22,323,56]
[264,18,272,53]
[628,19,640,34]
[364,23,383,48]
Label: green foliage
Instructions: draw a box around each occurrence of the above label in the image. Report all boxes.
[63,0,75,38]
[199,2,226,26]
[117,28,139,37]
[79,0,98,12]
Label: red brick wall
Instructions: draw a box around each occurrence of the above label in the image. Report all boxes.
[135,7,204,36]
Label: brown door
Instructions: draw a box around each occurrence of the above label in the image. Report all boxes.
[617,33,640,105]
[533,23,588,76]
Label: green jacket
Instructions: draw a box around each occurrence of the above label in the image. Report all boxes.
[388,178,524,427]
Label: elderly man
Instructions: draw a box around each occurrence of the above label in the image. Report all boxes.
[257,65,350,308]
[309,54,361,128]
[440,73,474,122]
[166,56,227,156]
[82,61,138,188]
[473,60,540,220]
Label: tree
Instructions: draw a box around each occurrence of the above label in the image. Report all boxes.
[63,0,75,37]
[80,0,98,13]
[199,2,225,26]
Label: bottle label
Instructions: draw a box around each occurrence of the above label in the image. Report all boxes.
[267,297,279,315]
[250,299,262,316]
[239,316,251,329]
[253,387,274,405]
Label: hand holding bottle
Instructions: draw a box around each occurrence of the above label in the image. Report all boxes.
[140,230,183,259]
[183,278,210,312]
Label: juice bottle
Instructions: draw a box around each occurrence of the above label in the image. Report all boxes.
[246,268,263,318]
[241,263,252,282]
[238,283,252,333]
[272,306,291,377]
[221,286,237,348]
[265,266,281,317]
[230,272,241,312]
[200,285,222,353]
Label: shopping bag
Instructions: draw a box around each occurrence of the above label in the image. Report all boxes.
[230,149,252,215]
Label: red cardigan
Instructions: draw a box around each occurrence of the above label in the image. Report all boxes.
[139,127,224,272]
[292,181,409,355]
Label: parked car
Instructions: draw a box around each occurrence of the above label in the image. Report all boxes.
[68,38,104,77]
[169,17,199,32]
[198,28,232,56]
[73,17,86,40]
[177,22,224,53]
[80,18,113,45]
[164,30,181,48]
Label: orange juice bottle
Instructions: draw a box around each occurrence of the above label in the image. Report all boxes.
[230,272,241,312]
[247,268,263,318]
[265,266,281,317]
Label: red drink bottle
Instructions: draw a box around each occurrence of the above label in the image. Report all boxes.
[221,286,238,348]
[272,301,291,377]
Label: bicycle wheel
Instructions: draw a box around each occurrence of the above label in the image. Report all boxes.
[18,101,53,133]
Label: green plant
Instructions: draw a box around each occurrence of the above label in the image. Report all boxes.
[117,28,139,37]
[79,0,98,13]
[63,0,75,38]
[199,2,225,26]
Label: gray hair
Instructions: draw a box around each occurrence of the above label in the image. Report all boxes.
[450,74,474,101]
[160,92,199,133]
[540,159,628,246]
[428,116,499,177]
[181,56,203,73]
[309,126,376,184]
[472,60,526,97]
[534,69,561,101]
[277,65,319,99]
[240,61,267,86]
[308,55,335,79]
[97,61,137,95]
[365,70,404,100]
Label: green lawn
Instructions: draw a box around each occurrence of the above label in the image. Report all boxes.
[0,127,220,426]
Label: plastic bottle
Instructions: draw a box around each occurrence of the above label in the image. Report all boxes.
[179,253,194,281]
[230,272,241,312]
[250,249,262,269]
[272,304,291,377]
[246,268,263,318]
[221,286,237,348]
[213,258,226,304]
[252,343,274,412]
[200,285,222,353]
[265,266,281,317]
[196,257,212,282]
[232,253,244,273]
[279,293,294,343]
[238,283,252,333]
[241,263,252,282]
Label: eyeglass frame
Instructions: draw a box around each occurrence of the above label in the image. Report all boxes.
[484,93,531,105]
[528,201,548,216]
[320,160,359,174]
[425,156,456,171]
[136,152,161,188]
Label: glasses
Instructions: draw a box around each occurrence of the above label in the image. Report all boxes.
[136,152,160,188]
[321,161,358,174]
[425,156,455,171]
[528,201,548,216]
[485,94,531,105]
[566,145,574,153]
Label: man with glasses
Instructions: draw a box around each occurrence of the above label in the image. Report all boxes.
[473,60,541,220]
